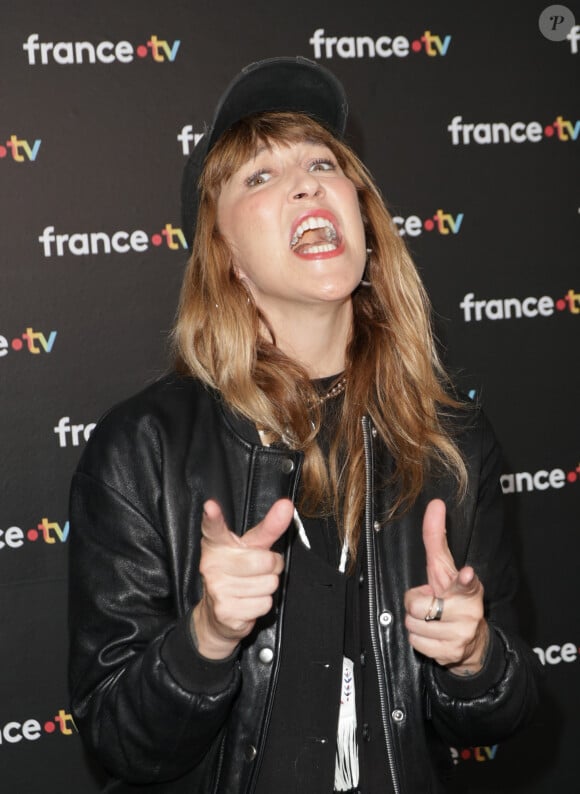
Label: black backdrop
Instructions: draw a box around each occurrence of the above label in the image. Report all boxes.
[0,1,578,790]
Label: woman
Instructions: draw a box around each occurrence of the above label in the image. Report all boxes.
[69,57,539,793]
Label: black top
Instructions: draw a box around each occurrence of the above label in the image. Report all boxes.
[254,378,392,794]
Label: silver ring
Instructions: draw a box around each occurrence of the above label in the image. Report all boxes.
[424,596,444,622]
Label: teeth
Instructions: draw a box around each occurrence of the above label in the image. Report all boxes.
[290,216,338,249]
[300,243,336,254]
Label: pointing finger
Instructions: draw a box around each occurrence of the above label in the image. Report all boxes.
[242,499,294,551]
[422,499,458,593]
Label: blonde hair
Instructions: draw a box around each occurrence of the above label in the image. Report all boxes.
[174,112,468,558]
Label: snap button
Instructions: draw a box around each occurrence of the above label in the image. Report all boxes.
[358,571,365,587]
[362,723,370,741]
[373,520,381,532]
[280,458,295,473]
[392,709,405,723]
[371,426,378,438]
[379,610,393,627]
[245,744,257,761]
[360,651,366,667]
[258,647,274,664]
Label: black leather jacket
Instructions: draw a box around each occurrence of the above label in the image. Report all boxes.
[69,374,539,793]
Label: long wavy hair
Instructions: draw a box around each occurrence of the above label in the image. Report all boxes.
[174,111,468,557]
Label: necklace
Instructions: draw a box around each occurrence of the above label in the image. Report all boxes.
[256,376,347,444]
[313,375,347,405]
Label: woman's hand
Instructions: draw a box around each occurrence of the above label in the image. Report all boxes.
[191,498,294,660]
[404,499,489,675]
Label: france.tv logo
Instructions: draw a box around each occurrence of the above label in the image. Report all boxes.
[0,135,41,162]
[459,289,580,321]
[23,33,180,65]
[393,209,464,238]
[0,518,69,551]
[448,115,579,145]
[450,746,498,765]
[38,223,187,257]
[309,28,451,59]
[0,710,76,746]
[501,462,580,494]
[0,327,56,357]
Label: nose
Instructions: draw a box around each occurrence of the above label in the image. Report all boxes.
[288,169,324,202]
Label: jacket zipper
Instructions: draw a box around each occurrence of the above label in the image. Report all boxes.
[362,416,402,794]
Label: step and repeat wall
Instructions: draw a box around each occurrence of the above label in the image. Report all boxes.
[1,1,577,791]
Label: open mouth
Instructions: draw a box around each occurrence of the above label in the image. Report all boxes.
[289,215,341,256]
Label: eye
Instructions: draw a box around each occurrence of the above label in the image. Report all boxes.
[308,158,336,172]
[245,169,271,187]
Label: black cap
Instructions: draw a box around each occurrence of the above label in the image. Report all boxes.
[181,56,349,247]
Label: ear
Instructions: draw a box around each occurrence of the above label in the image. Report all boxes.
[229,251,248,283]
[231,261,247,282]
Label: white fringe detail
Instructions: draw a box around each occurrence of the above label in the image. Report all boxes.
[294,507,311,550]
[334,656,359,790]
[293,508,348,573]
[293,510,359,790]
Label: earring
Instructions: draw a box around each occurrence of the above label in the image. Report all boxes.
[360,248,372,287]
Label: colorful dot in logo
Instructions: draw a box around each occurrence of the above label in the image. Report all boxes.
[151,233,163,246]
[411,40,422,52]
[544,125,555,137]
[43,721,56,734]
[555,298,567,310]
[27,528,39,541]
[136,45,148,58]
[424,219,435,231]
[11,338,23,350]
[0,145,7,158]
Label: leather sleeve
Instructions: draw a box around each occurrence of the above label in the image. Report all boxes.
[68,423,241,785]
[422,410,541,746]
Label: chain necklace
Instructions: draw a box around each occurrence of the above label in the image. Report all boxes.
[257,376,346,445]
[312,375,347,406]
